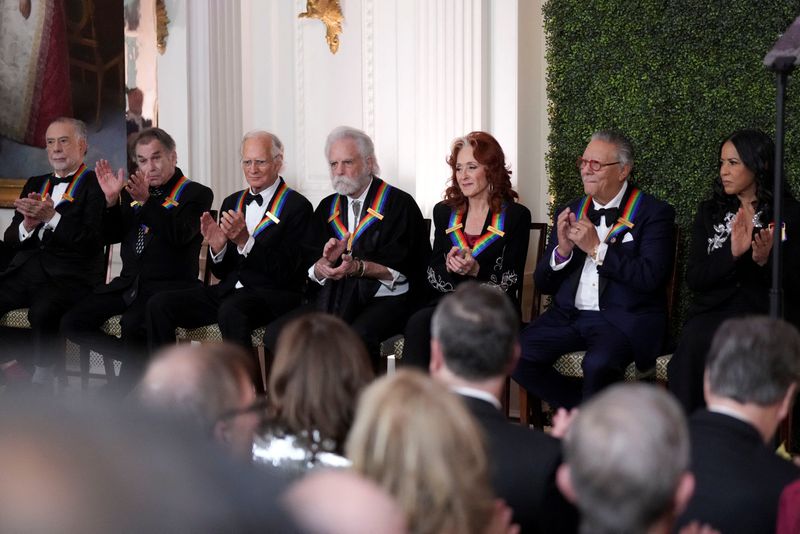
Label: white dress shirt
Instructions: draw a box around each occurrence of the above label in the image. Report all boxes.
[549,181,628,311]
[19,174,70,242]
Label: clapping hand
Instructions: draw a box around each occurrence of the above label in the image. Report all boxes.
[14,191,55,232]
[730,207,753,259]
[446,246,479,276]
[95,159,126,206]
[200,212,227,254]
[219,210,249,248]
[126,170,150,205]
[751,227,774,267]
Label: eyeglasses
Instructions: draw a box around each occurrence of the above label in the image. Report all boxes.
[241,156,280,168]
[576,158,620,172]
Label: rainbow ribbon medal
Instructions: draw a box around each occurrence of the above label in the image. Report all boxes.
[576,188,642,243]
[161,176,190,209]
[252,182,291,237]
[446,204,507,257]
[48,163,90,205]
[328,181,392,251]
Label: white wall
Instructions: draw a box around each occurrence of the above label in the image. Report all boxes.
[156,0,549,218]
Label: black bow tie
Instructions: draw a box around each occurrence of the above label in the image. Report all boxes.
[51,175,72,186]
[245,192,263,206]
[587,206,619,225]
[149,187,165,198]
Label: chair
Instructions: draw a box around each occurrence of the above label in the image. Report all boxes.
[517,225,682,428]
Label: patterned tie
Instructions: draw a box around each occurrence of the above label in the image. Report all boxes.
[149,186,165,198]
[135,224,147,255]
[351,200,362,227]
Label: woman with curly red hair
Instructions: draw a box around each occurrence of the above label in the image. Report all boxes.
[402,131,531,369]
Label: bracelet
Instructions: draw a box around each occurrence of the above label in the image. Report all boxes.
[358,259,367,278]
[554,247,569,264]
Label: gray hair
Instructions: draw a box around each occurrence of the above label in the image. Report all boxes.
[134,127,177,153]
[325,126,380,175]
[707,316,800,405]
[50,117,88,143]
[431,282,518,380]
[563,383,689,534]
[590,130,634,169]
[241,130,284,159]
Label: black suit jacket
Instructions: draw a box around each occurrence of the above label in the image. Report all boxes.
[3,167,105,287]
[211,178,314,297]
[534,184,675,368]
[459,395,578,534]
[427,200,531,308]
[311,177,431,319]
[98,168,213,295]
[676,410,800,533]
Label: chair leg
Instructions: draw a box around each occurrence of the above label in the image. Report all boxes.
[103,355,116,385]
[80,345,91,391]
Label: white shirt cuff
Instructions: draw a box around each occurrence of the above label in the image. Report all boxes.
[44,211,61,231]
[550,248,572,271]
[210,244,227,263]
[237,236,255,256]
[19,224,33,241]
[308,263,327,286]
[378,268,405,290]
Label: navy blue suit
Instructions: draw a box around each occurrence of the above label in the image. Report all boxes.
[513,184,675,408]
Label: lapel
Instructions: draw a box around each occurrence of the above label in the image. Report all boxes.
[598,184,638,297]
[349,177,382,250]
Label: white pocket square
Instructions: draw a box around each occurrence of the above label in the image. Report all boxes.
[622,233,634,243]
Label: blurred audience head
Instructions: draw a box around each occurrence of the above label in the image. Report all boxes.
[268,313,373,453]
[558,383,693,534]
[705,316,800,440]
[0,395,295,533]
[346,369,495,534]
[284,470,406,534]
[430,281,519,384]
[138,343,261,461]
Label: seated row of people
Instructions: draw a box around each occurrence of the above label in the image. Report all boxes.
[1,116,797,417]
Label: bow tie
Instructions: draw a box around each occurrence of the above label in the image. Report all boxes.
[149,186,165,198]
[587,206,619,225]
[245,192,263,206]
[51,175,72,186]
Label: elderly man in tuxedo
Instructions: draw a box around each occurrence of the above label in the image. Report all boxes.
[60,128,213,389]
[147,131,314,362]
[263,126,430,369]
[513,130,675,408]
[0,117,105,386]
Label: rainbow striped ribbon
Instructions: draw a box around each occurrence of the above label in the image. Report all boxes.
[45,163,90,205]
[161,176,190,209]
[576,188,642,243]
[251,182,291,237]
[446,204,507,257]
[328,181,392,250]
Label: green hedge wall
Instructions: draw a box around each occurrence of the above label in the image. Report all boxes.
[543,0,800,333]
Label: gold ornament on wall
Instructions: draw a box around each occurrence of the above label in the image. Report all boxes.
[156,0,170,55]
[298,0,344,54]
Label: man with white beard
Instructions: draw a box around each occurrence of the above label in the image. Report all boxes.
[264,126,430,370]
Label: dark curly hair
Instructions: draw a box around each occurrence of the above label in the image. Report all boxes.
[443,131,518,212]
[712,129,775,222]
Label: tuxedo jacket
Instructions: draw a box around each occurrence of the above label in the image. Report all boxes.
[676,410,800,534]
[310,177,431,318]
[2,167,105,287]
[427,200,531,309]
[686,197,800,326]
[211,178,314,297]
[534,185,675,368]
[460,395,578,534]
[99,168,213,295]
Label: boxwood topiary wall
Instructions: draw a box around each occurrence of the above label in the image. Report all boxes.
[542,0,800,335]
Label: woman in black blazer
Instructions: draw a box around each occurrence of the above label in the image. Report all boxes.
[668,129,800,413]
[402,131,531,369]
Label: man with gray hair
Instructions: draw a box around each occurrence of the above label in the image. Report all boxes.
[429,282,577,533]
[264,126,430,369]
[514,130,676,408]
[0,117,105,387]
[147,130,313,363]
[675,316,800,533]
[557,383,695,534]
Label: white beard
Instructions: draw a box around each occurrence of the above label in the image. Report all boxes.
[332,174,370,196]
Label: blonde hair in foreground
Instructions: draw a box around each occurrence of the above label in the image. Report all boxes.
[346,370,495,534]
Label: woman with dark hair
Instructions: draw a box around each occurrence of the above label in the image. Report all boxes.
[668,129,800,413]
[252,313,373,473]
[402,131,531,369]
